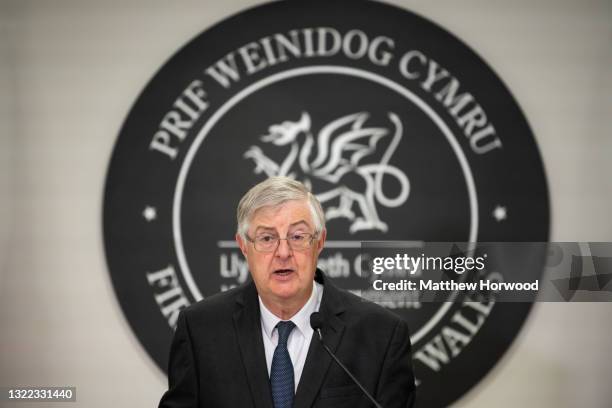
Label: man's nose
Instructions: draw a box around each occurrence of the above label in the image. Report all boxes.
[275,239,292,258]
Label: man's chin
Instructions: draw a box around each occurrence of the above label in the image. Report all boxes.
[269,282,301,301]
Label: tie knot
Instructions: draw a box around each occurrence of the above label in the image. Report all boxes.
[276,321,295,345]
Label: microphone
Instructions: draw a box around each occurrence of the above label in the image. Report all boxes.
[310,312,383,408]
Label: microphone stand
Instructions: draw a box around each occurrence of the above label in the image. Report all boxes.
[312,323,383,408]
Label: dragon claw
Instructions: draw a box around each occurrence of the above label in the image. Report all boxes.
[326,207,356,221]
[349,218,388,233]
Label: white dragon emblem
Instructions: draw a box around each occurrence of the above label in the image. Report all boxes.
[244,112,410,233]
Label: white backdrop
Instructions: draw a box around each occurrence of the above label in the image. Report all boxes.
[1,0,611,407]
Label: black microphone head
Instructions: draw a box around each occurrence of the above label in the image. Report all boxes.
[310,312,323,330]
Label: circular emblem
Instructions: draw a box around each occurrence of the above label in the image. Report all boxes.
[103,1,549,406]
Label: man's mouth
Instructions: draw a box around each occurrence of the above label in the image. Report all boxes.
[273,268,295,277]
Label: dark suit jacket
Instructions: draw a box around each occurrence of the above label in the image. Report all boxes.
[159,269,416,408]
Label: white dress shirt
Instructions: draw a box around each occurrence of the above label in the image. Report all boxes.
[259,281,323,392]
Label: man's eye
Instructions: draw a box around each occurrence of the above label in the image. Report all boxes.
[290,234,307,242]
[258,235,276,243]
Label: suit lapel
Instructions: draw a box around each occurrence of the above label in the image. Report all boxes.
[294,270,346,408]
[233,282,274,408]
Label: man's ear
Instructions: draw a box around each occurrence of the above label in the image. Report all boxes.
[236,233,248,259]
[316,229,327,255]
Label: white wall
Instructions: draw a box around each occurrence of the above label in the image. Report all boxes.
[0,1,610,406]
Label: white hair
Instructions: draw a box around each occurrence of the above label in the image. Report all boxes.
[236,177,326,239]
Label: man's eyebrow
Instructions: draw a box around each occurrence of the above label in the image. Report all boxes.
[289,220,310,228]
[253,221,311,232]
[254,226,276,232]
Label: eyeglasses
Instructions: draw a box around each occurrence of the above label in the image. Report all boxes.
[246,232,317,252]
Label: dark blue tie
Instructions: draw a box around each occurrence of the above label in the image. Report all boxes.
[271,321,296,408]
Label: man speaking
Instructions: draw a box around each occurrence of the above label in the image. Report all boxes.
[159,177,416,407]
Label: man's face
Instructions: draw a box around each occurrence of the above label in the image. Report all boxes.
[236,199,326,308]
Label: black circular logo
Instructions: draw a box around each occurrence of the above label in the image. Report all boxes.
[103,1,549,406]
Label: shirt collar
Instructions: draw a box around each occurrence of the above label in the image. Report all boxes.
[259,281,321,339]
